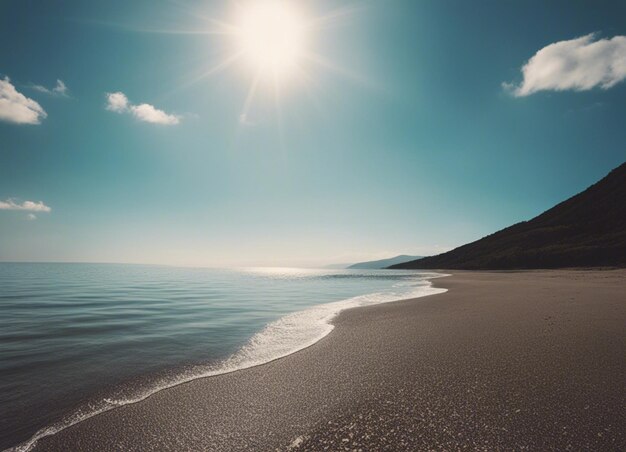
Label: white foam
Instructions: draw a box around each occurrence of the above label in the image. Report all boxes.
[220,275,447,372]
[7,273,448,452]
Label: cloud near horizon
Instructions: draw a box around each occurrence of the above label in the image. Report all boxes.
[505,34,626,97]
[105,91,180,125]
[0,199,51,220]
[0,77,47,124]
[33,79,69,97]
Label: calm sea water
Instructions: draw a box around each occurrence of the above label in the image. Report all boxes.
[0,263,445,451]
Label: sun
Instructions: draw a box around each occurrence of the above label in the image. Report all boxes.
[234,0,307,81]
[172,0,359,126]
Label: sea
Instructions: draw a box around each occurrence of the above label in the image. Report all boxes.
[0,262,446,451]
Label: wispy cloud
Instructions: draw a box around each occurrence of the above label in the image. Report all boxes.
[0,77,47,124]
[0,199,51,220]
[239,113,256,126]
[0,199,52,212]
[32,79,69,97]
[504,34,626,97]
[105,91,180,125]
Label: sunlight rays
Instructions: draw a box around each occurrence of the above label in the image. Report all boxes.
[304,4,366,31]
[104,0,365,131]
[239,72,262,125]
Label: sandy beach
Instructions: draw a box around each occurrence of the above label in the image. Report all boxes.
[31,270,625,451]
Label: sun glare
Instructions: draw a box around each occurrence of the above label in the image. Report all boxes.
[235,1,307,80]
[177,0,359,126]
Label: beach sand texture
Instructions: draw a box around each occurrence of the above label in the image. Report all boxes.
[32,270,625,451]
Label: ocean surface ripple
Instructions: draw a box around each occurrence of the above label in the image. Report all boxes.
[0,263,446,451]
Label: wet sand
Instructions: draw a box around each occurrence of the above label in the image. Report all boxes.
[32,270,625,451]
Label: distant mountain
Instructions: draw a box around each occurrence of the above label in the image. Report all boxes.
[391,162,626,270]
[322,263,352,269]
[349,255,423,269]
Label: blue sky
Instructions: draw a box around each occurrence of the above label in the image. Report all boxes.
[1,0,625,267]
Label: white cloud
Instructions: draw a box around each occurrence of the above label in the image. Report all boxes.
[105,91,180,125]
[505,34,626,97]
[130,103,180,125]
[33,79,69,97]
[26,213,37,221]
[105,91,130,112]
[0,199,52,212]
[0,77,47,124]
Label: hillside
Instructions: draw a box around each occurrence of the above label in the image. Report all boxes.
[349,255,423,269]
[391,162,626,270]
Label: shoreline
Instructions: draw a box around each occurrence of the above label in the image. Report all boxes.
[8,272,446,452]
[26,270,626,450]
